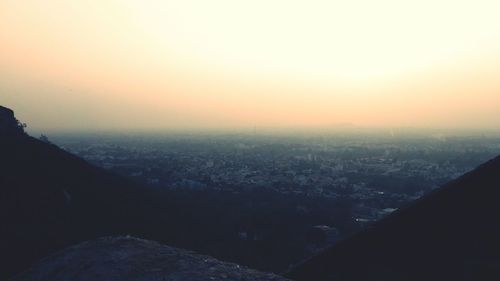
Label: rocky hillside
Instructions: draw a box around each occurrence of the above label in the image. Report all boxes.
[9,236,290,281]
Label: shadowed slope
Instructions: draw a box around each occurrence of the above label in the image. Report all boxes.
[0,112,160,279]
[287,155,500,281]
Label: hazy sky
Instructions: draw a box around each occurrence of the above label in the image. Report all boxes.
[1,0,500,131]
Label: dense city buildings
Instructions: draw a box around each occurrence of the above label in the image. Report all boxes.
[52,132,500,226]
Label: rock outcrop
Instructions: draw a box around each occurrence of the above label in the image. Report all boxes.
[0,106,24,135]
[9,236,290,281]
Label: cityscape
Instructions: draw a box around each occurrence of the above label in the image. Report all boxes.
[52,132,500,227]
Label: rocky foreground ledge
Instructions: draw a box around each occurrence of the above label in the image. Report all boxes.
[10,236,290,281]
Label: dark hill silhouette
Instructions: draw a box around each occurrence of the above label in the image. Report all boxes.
[1,108,165,279]
[0,106,338,280]
[286,154,500,280]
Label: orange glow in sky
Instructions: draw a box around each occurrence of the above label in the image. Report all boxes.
[1,0,500,131]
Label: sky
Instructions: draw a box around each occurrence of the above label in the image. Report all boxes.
[1,0,500,132]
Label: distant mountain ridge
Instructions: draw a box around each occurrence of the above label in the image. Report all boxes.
[287,154,500,280]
